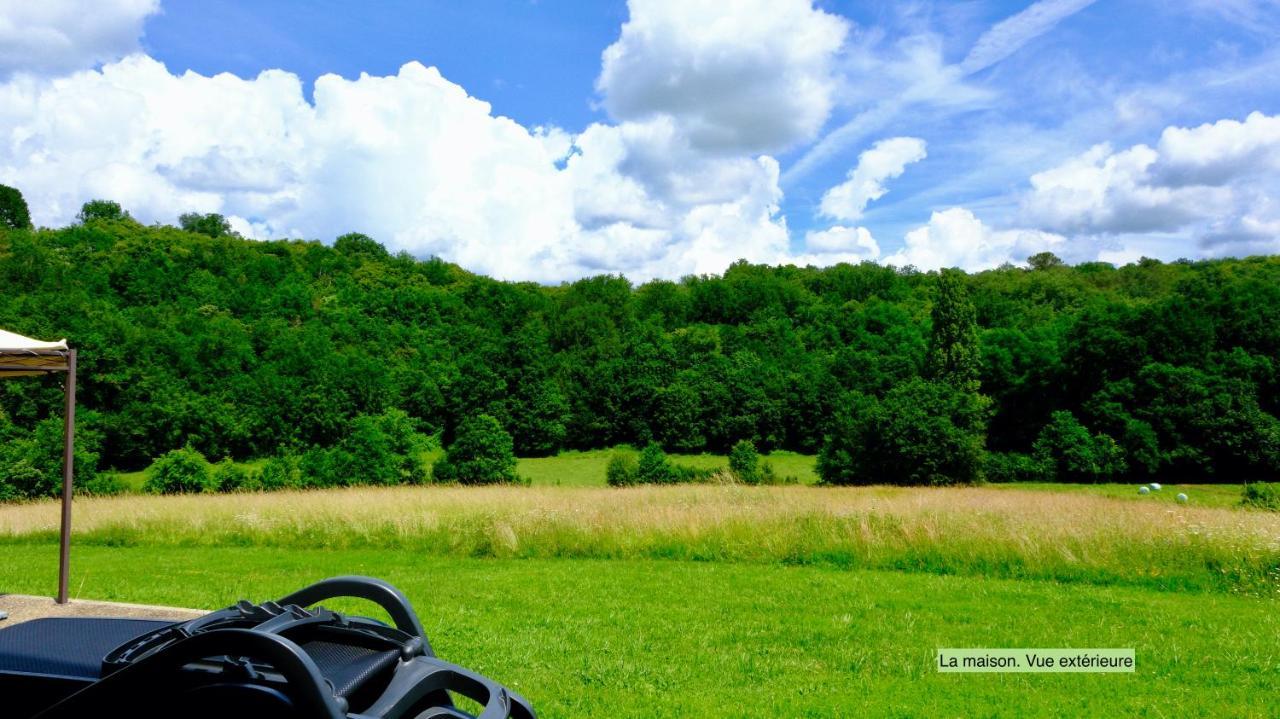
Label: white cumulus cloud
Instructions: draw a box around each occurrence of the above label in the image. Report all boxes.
[1020,112,1280,254]
[0,0,868,282]
[597,0,848,154]
[797,225,880,265]
[884,207,1065,271]
[0,55,803,282]
[819,136,926,221]
[0,0,159,78]
[561,116,793,277]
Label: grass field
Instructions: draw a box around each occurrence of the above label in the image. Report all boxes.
[518,448,818,486]
[2,544,1276,717]
[8,478,1276,716]
[1003,481,1247,509]
[111,458,271,493]
[5,484,1278,594]
[110,448,1249,504]
[110,447,820,490]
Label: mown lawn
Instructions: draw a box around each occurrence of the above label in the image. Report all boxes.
[110,458,271,493]
[110,450,1255,508]
[518,447,819,486]
[109,447,820,490]
[2,544,1276,717]
[999,481,1247,509]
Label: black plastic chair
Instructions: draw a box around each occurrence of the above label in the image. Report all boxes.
[0,576,536,718]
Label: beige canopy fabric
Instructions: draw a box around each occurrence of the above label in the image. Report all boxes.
[0,329,71,376]
[0,328,77,603]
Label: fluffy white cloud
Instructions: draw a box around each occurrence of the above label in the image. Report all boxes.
[797,225,880,265]
[560,117,793,277]
[597,0,848,153]
[1156,111,1280,186]
[819,137,926,221]
[0,57,578,279]
[0,0,862,283]
[884,207,1065,270]
[0,55,801,282]
[1021,112,1280,253]
[1021,143,1223,234]
[0,0,159,78]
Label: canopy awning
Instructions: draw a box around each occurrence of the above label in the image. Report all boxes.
[0,329,71,376]
[0,327,77,604]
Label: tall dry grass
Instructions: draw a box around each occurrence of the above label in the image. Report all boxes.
[3,485,1278,593]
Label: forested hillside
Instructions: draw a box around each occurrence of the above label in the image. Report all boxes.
[2,211,1278,491]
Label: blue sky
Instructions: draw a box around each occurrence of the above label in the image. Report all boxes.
[142,0,628,129]
[2,1,1279,280]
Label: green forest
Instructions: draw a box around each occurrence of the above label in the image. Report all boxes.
[1,192,1279,497]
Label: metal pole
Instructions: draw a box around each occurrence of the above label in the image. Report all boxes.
[56,349,76,604]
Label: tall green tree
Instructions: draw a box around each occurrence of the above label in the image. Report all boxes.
[2,217,1280,489]
[1032,411,1127,483]
[432,414,519,485]
[1026,252,1065,270]
[78,200,131,223]
[926,269,981,389]
[0,184,32,230]
[818,380,990,486]
[178,212,234,238]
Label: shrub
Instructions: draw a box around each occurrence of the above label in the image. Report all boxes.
[0,458,47,500]
[1033,411,1127,483]
[80,473,125,496]
[340,414,399,485]
[605,452,639,487]
[756,461,796,485]
[0,414,104,499]
[298,447,345,488]
[297,410,429,489]
[818,380,990,486]
[984,452,1049,483]
[144,447,215,494]
[212,459,258,492]
[1241,482,1280,511]
[433,414,519,485]
[257,454,303,491]
[728,440,761,485]
[636,443,675,485]
[367,408,428,485]
[670,463,714,484]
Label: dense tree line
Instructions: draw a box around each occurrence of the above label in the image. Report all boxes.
[1,191,1278,494]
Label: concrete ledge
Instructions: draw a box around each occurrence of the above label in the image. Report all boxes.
[0,594,204,625]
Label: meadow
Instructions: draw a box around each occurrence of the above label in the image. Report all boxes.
[6,462,1280,716]
[107,447,819,491]
[517,448,820,486]
[3,537,1278,716]
[6,483,1277,594]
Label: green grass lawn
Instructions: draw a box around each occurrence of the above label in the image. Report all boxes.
[3,543,1275,717]
[110,448,1262,512]
[519,447,818,486]
[110,458,270,493]
[115,445,819,488]
[111,451,1256,508]
[115,448,820,489]
[999,481,1247,509]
